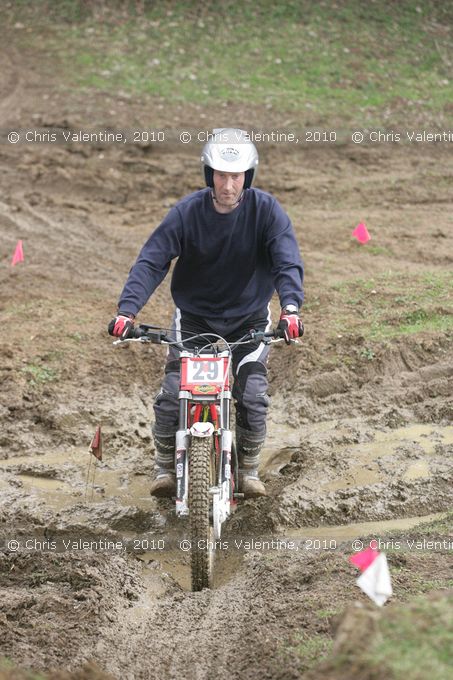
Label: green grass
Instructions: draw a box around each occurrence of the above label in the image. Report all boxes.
[330,270,453,341]
[317,608,340,619]
[0,657,47,680]
[406,512,453,535]
[366,593,453,679]
[415,578,453,593]
[0,658,15,671]
[6,0,453,123]
[290,633,334,672]
[313,592,453,680]
[366,245,394,257]
[21,363,58,385]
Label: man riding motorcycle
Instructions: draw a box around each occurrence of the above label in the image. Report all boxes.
[109,128,304,498]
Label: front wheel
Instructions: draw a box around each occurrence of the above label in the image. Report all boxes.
[189,435,214,591]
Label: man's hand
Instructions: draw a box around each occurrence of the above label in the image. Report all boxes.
[278,306,304,345]
[108,313,135,339]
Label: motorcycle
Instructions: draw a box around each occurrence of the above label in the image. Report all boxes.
[115,323,286,591]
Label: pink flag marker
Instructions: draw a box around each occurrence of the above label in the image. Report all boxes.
[349,546,379,572]
[352,222,371,244]
[11,240,24,266]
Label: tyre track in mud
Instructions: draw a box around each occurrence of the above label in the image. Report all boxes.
[92,550,348,680]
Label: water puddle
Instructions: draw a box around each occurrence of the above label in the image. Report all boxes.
[324,467,381,492]
[275,422,453,493]
[403,460,431,481]
[0,449,84,466]
[16,474,77,509]
[1,421,450,583]
[350,424,453,459]
[0,447,155,511]
[285,511,447,541]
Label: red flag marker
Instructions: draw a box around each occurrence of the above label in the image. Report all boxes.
[352,222,371,244]
[11,240,24,266]
[90,425,102,461]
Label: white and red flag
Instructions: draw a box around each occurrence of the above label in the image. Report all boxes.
[349,546,393,606]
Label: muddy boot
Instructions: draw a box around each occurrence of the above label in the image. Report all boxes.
[149,429,176,498]
[236,425,267,499]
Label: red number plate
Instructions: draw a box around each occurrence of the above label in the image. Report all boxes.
[181,357,229,392]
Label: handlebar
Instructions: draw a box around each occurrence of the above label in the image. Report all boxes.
[113,324,288,351]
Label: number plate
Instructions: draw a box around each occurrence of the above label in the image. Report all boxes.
[186,358,225,384]
[180,357,229,392]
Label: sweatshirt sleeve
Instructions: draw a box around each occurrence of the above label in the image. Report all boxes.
[117,207,183,317]
[264,199,304,309]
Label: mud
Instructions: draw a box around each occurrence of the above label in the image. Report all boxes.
[1,19,453,680]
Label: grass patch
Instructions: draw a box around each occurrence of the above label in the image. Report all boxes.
[330,270,453,341]
[407,512,453,535]
[21,363,58,385]
[359,347,376,361]
[308,518,453,679]
[0,657,47,680]
[366,593,453,679]
[415,578,453,593]
[6,0,453,123]
[366,245,394,257]
[317,608,340,619]
[68,331,87,343]
[0,658,15,670]
[389,311,453,338]
[314,591,453,680]
[291,633,333,671]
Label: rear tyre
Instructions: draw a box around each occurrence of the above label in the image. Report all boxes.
[189,435,214,591]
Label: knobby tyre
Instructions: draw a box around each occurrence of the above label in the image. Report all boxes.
[189,435,214,591]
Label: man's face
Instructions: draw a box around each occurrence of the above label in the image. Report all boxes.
[212,170,245,209]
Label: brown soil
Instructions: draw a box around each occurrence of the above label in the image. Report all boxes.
[1,21,452,680]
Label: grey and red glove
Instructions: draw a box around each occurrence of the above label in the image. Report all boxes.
[108,313,135,339]
[278,306,304,345]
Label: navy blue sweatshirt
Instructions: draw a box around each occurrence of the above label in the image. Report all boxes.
[118,187,304,321]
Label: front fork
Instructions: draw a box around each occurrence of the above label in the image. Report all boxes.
[175,427,190,516]
[175,392,190,516]
[213,429,233,538]
[175,394,234,522]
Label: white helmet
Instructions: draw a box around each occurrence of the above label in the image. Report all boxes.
[200,128,259,189]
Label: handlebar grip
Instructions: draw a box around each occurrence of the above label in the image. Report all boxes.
[133,324,169,343]
[132,326,147,339]
[261,328,286,339]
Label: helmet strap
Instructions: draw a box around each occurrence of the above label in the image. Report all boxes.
[204,166,214,188]
[244,168,254,189]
